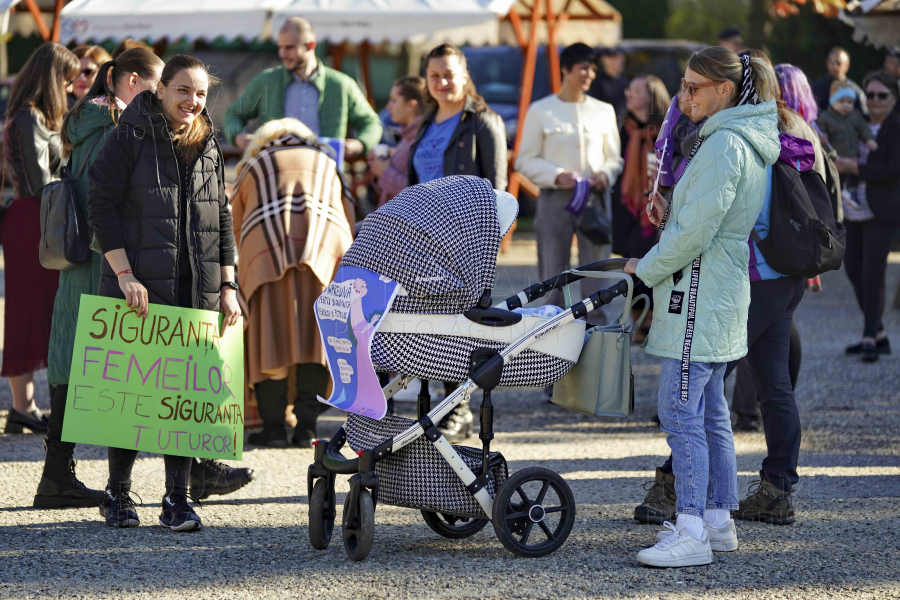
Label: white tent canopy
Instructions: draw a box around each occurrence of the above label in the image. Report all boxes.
[271,0,519,47]
[840,0,900,48]
[59,0,281,44]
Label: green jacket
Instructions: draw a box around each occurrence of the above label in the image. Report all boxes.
[635,101,780,363]
[223,60,382,151]
[47,101,115,386]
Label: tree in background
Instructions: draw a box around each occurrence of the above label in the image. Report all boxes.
[660,0,881,83]
[606,0,670,39]
[664,0,749,43]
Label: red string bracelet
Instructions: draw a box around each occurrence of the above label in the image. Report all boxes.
[116,269,133,277]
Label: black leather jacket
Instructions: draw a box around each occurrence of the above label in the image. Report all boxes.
[407,96,508,190]
[4,108,62,199]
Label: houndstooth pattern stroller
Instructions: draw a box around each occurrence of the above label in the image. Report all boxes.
[307,176,635,560]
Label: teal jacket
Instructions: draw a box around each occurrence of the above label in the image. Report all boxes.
[47,100,116,385]
[223,60,382,152]
[635,101,781,363]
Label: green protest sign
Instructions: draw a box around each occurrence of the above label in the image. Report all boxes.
[62,295,245,460]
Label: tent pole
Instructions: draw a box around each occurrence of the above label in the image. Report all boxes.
[50,0,64,43]
[0,8,10,78]
[508,0,542,198]
[546,0,560,94]
[360,41,374,107]
[507,9,527,51]
[23,0,50,42]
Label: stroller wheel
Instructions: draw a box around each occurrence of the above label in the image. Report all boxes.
[491,467,576,558]
[309,479,336,550]
[342,489,375,561]
[421,511,489,539]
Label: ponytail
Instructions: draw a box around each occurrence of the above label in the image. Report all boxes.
[62,47,164,158]
[687,46,777,108]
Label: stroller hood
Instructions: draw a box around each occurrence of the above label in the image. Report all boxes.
[342,176,513,314]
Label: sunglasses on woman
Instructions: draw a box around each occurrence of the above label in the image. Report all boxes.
[681,78,721,97]
[79,68,96,78]
[865,91,892,101]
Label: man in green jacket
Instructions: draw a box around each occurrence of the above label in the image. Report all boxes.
[225,17,382,156]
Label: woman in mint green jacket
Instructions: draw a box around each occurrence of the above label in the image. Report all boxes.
[625,47,781,568]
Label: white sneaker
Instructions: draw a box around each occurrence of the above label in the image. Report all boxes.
[637,522,714,567]
[657,518,739,552]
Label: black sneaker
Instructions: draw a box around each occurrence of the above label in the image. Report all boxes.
[633,467,676,524]
[246,427,289,448]
[734,413,761,431]
[159,495,202,532]
[733,473,795,525]
[846,337,890,355]
[189,458,257,501]
[861,342,879,363]
[99,487,140,528]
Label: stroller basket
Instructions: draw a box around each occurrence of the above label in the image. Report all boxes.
[345,414,508,519]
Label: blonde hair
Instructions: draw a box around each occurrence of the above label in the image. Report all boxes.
[687,46,777,106]
[236,118,316,174]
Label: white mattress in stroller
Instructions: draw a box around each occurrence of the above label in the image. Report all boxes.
[371,313,586,387]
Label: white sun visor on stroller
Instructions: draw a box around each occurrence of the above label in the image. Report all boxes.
[341,175,584,388]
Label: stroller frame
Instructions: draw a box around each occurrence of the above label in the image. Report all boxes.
[308,259,634,560]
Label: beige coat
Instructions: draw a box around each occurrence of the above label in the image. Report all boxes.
[231,135,355,387]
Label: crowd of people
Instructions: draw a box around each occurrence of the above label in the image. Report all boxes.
[1,16,898,566]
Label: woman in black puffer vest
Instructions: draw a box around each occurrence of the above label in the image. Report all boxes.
[87,55,240,532]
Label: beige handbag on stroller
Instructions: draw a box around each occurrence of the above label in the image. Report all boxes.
[551,268,649,418]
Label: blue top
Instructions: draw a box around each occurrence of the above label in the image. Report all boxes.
[284,70,321,136]
[413,112,462,183]
[748,165,786,281]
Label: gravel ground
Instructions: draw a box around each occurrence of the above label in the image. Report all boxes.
[1,241,899,599]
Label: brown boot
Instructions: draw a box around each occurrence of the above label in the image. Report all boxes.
[633,467,676,524]
[733,471,795,525]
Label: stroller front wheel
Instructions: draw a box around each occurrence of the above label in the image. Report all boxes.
[421,511,489,539]
[309,479,336,550]
[491,467,576,558]
[342,489,375,561]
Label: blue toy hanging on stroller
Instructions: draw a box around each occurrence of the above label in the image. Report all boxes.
[307,176,637,560]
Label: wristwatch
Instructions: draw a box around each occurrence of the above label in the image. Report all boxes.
[221,281,239,291]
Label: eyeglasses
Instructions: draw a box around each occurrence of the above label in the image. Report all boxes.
[866,91,892,101]
[79,68,96,78]
[681,78,721,97]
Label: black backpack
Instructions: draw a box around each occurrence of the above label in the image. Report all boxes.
[38,129,106,270]
[751,162,846,278]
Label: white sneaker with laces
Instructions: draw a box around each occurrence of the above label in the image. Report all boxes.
[636,522,714,567]
[657,518,738,551]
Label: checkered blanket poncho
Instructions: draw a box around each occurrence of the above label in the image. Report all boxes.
[341,176,501,315]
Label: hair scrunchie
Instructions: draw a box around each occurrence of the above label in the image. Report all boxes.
[738,54,759,106]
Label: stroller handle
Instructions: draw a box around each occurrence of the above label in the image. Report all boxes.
[501,259,634,310]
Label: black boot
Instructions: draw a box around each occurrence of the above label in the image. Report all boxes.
[437,400,474,443]
[33,441,104,509]
[189,458,257,500]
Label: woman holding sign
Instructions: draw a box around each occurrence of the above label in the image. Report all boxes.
[87,55,239,531]
[624,47,781,567]
[34,48,164,510]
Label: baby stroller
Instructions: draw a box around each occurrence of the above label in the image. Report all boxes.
[307,176,636,560]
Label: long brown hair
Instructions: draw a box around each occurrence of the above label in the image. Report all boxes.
[158,55,220,164]
[73,44,112,65]
[61,48,164,157]
[634,74,671,130]
[6,42,79,130]
[425,43,486,106]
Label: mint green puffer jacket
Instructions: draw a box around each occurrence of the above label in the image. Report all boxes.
[635,101,780,364]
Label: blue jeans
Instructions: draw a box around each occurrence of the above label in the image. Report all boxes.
[657,359,738,517]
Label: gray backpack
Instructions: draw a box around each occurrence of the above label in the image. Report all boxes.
[38,130,105,270]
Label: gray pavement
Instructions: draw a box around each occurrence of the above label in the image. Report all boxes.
[1,240,899,599]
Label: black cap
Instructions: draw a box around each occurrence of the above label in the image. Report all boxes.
[888,47,900,58]
[718,27,742,40]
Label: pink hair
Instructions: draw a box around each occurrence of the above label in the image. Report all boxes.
[775,64,818,124]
